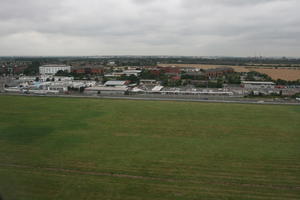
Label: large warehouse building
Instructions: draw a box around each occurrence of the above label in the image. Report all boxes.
[39,65,71,75]
[241,81,275,89]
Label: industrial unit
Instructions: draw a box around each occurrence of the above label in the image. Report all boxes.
[39,65,71,75]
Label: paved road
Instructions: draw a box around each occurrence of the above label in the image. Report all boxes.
[1,93,300,106]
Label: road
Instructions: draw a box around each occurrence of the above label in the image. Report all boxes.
[1,92,300,106]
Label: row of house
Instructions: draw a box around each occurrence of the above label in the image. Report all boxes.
[71,66,104,75]
[1,64,29,74]
[204,67,234,78]
[144,66,234,80]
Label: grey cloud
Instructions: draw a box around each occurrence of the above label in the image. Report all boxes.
[0,0,299,56]
[0,0,62,20]
[181,0,282,7]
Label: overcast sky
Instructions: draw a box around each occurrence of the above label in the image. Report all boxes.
[0,0,299,57]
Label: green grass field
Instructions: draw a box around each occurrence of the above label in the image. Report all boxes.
[0,96,299,200]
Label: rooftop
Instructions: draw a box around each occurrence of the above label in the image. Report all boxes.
[40,65,70,68]
[152,86,164,92]
[86,86,128,91]
[242,81,275,85]
[104,80,128,86]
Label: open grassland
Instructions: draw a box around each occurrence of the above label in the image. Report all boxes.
[159,64,300,80]
[0,96,299,200]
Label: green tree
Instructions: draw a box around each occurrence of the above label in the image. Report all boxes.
[55,70,70,76]
[24,61,40,75]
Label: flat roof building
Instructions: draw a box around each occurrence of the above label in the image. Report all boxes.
[39,65,71,75]
[104,80,129,87]
[85,86,128,95]
[241,81,275,89]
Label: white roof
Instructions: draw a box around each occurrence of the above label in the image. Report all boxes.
[140,79,156,82]
[123,70,142,73]
[152,86,164,92]
[242,81,275,85]
[104,81,127,86]
[40,65,70,68]
[132,87,144,92]
[86,86,128,91]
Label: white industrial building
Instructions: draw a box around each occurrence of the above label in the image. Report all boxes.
[39,65,71,75]
[85,86,128,95]
[241,81,275,89]
[123,70,142,76]
[104,80,128,87]
[104,70,142,78]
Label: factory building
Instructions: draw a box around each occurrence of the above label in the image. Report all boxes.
[85,86,128,95]
[104,80,129,87]
[241,81,275,89]
[39,65,71,75]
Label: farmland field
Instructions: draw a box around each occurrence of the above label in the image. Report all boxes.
[247,68,300,81]
[0,96,300,200]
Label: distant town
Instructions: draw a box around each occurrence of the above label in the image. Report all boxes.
[1,56,300,103]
